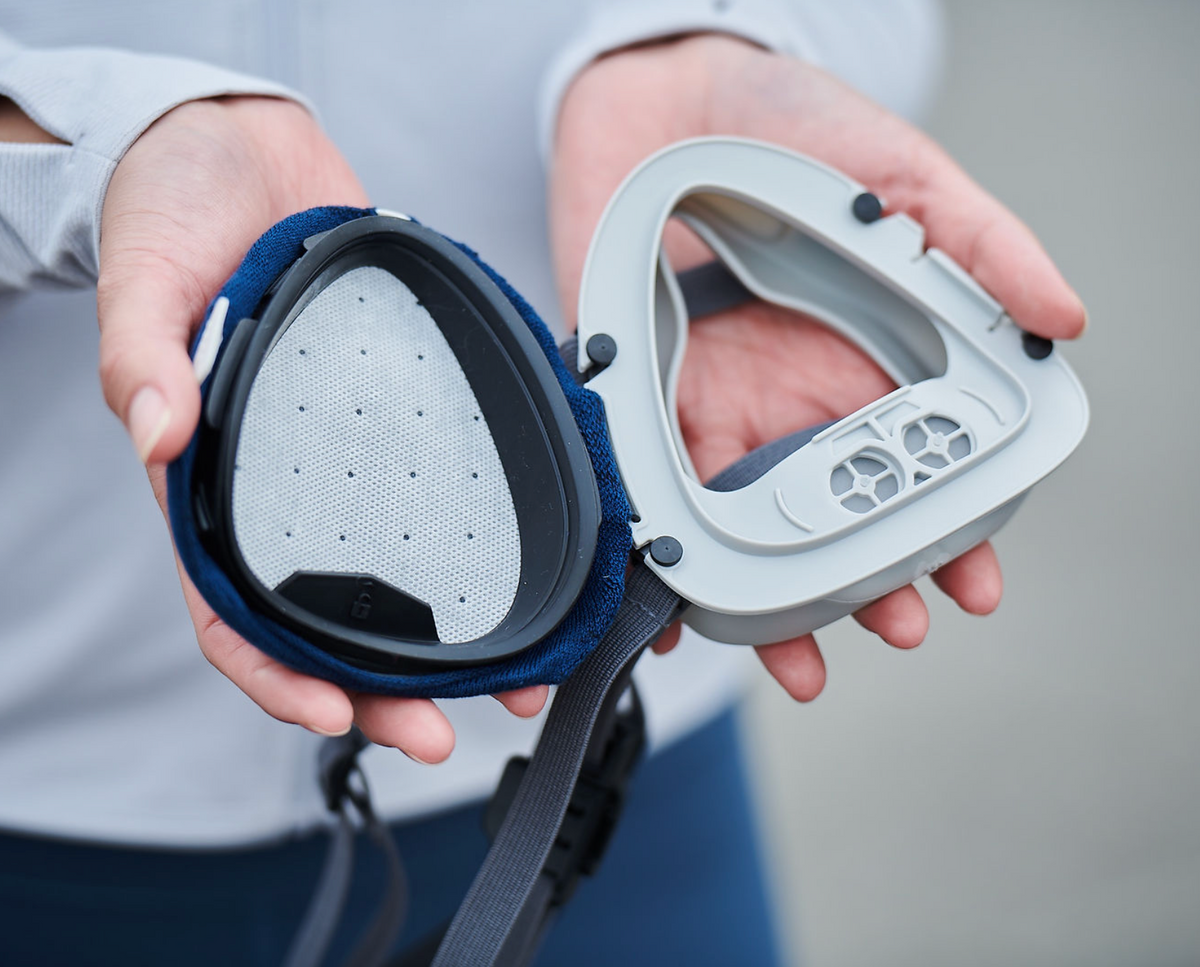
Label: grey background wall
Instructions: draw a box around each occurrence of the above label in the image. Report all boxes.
[742,2,1200,964]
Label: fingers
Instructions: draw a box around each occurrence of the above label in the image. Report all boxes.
[351,693,456,763]
[719,56,1086,342]
[797,71,1088,340]
[99,98,458,760]
[758,545,999,701]
[931,541,1003,615]
[850,543,1003,647]
[756,635,826,702]
[173,554,454,760]
[97,259,205,464]
[756,585,925,704]
[819,88,1086,340]
[899,160,1087,340]
[853,585,929,649]
[494,685,550,718]
[177,564,355,736]
[194,593,456,761]
[192,586,456,759]
[194,612,356,736]
[96,105,233,466]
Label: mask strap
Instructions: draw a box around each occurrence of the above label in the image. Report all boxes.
[435,377,841,966]
[285,728,408,967]
[433,562,684,967]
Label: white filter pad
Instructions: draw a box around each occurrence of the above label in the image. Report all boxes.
[232,266,520,643]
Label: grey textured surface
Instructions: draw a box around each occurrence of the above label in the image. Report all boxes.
[742,2,1200,965]
[234,266,519,644]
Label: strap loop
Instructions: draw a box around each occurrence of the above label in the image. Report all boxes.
[287,727,408,967]
[319,727,370,813]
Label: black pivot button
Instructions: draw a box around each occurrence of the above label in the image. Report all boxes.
[851,191,883,224]
[1021,331,1054,360]
[585,333,618,368]
[648,536,683,567]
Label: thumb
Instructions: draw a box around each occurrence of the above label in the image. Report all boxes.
[97,254,206,465]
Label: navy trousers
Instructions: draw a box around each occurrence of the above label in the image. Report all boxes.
[0,710,785,966]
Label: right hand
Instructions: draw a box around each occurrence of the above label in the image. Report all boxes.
[549,36,1087,702]
[99,96,547,761]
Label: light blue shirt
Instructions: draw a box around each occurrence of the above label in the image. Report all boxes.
[0,0,941,846]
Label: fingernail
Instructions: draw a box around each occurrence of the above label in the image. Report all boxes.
[128,386,171,464]
[403,750,436,765]
[309,724,351,737]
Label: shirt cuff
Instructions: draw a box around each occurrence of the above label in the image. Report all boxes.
[0,35,312,291]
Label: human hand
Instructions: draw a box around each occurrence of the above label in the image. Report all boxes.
[550,36,1087,700]
[99,96,547,760]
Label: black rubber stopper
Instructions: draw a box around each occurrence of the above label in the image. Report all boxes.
[585,333,618,367]
[852,192,884,224]
[648,536,683,567]
[1021,331,1054,360]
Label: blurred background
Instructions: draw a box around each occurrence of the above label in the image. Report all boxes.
[742,2,1200,964]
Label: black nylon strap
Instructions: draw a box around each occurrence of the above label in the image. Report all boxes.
[675,260,756,319]
[286,730,408,967]
[704,421,835,491]
[284,810,357,967]
[430,564,683,967]
[342,799,407,967]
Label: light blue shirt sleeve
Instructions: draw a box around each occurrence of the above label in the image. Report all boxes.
[0,32,309,293]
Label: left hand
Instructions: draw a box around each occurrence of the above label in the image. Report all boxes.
[549,35,1087,701]
[99,96,547,759]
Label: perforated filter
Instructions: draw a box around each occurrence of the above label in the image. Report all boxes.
[189,214,600,673]
[232,267,520,644]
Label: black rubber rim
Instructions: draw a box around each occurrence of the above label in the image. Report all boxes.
[192,216,601,672]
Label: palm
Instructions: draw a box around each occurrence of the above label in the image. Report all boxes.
[677,302,894,482]
[550,36,1085,698]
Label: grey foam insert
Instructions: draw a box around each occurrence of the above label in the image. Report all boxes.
[232,266,521,644]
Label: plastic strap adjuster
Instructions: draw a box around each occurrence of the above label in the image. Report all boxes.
[483,685,646,907]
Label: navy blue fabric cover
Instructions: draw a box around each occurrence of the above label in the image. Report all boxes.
[166,207,632,698]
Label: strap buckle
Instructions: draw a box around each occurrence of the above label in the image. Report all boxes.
[318,726,371,816]
[484,684,646,906]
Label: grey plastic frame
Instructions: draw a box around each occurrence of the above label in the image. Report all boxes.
[576,138,1089,645]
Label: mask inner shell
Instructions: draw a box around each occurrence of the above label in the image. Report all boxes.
[232,265,521,644]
